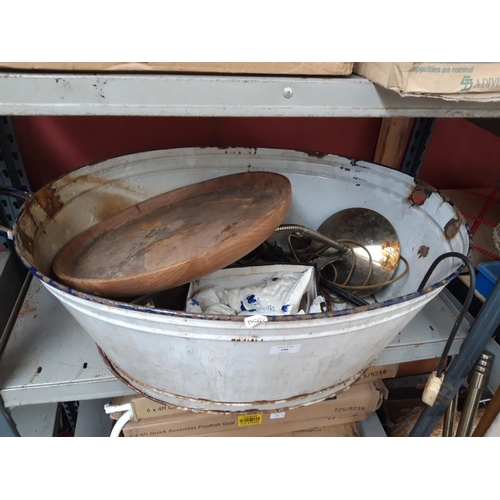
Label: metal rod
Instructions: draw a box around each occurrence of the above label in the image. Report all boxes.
[410,278,500,437]
[442,392,459,437]
[456,351,495,437]
[472,384,500,437]
[274,224,350,254]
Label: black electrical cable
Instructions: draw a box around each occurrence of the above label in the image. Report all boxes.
[418,252,476,378]
[320,279,369,307]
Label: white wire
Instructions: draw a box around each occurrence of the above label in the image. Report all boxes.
[110,409,133,438]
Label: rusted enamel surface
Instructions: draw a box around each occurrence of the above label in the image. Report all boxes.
[13,148,472,302]
[444,218,462,240]
[11,149,472,317]
[34,185,64,218]
[99,345,367,414]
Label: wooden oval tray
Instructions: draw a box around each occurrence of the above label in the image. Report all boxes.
[52,171,292,297]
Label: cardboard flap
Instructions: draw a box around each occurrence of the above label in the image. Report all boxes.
[0,62,354,76]
[355,62,500,102]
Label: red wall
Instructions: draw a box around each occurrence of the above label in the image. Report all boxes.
[11,116,381,191]
[10,116,500,191]
[419,118,500,189]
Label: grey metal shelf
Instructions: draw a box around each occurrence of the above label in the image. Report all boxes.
[1,68,499,436]
[358,412,387,437]
[0,276,470,408]
[1,73,500,118]
[0,276,134,407]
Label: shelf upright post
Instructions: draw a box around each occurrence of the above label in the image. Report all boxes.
[400,118,436,177]
[0,117,30,254]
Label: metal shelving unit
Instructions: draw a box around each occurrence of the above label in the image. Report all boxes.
[1,70,499,436]
[1,73,500,118]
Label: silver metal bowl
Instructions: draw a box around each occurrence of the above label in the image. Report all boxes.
[318,208,401,296]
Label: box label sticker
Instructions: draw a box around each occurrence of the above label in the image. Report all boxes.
[238,414,262,427]
[270,344,301,354]
[270,412,286,420]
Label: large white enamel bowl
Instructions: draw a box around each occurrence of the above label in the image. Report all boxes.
[11,148,471,412]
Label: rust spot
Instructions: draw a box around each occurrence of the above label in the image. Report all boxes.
[444,218,460,240]
[34,185,64,218]
[17,229,34,256]
[408,181,439,207]
[52,173,147,199]
[231,337,262,342]
[93,192,136,222]
[380,241,400,271]
[99,346,366,415]
[19,304,38,318]
[418,245,430,258]
[304,150,328,159]
[408,186,432,206]
[429,325,435,331]
[27,367,42,384]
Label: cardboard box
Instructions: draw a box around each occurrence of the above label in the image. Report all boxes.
[152,413,365,437]
[122,412,366,437]
[355,363,398,384]
[271,422,360,437]
[0,62,353,76]
[354,62,500,102]
[440,188,500,267]
[117,382,385,437]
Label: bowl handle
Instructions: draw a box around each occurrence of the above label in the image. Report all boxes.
[0,185,30,240]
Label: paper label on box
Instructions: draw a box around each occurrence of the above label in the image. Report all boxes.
[270,344,301,354]
[238,414,262,426]
[270,412,286,419]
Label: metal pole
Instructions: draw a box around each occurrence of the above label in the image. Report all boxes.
[410,278,500,437]
[442,392,459,437]
[456,351,494,437]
